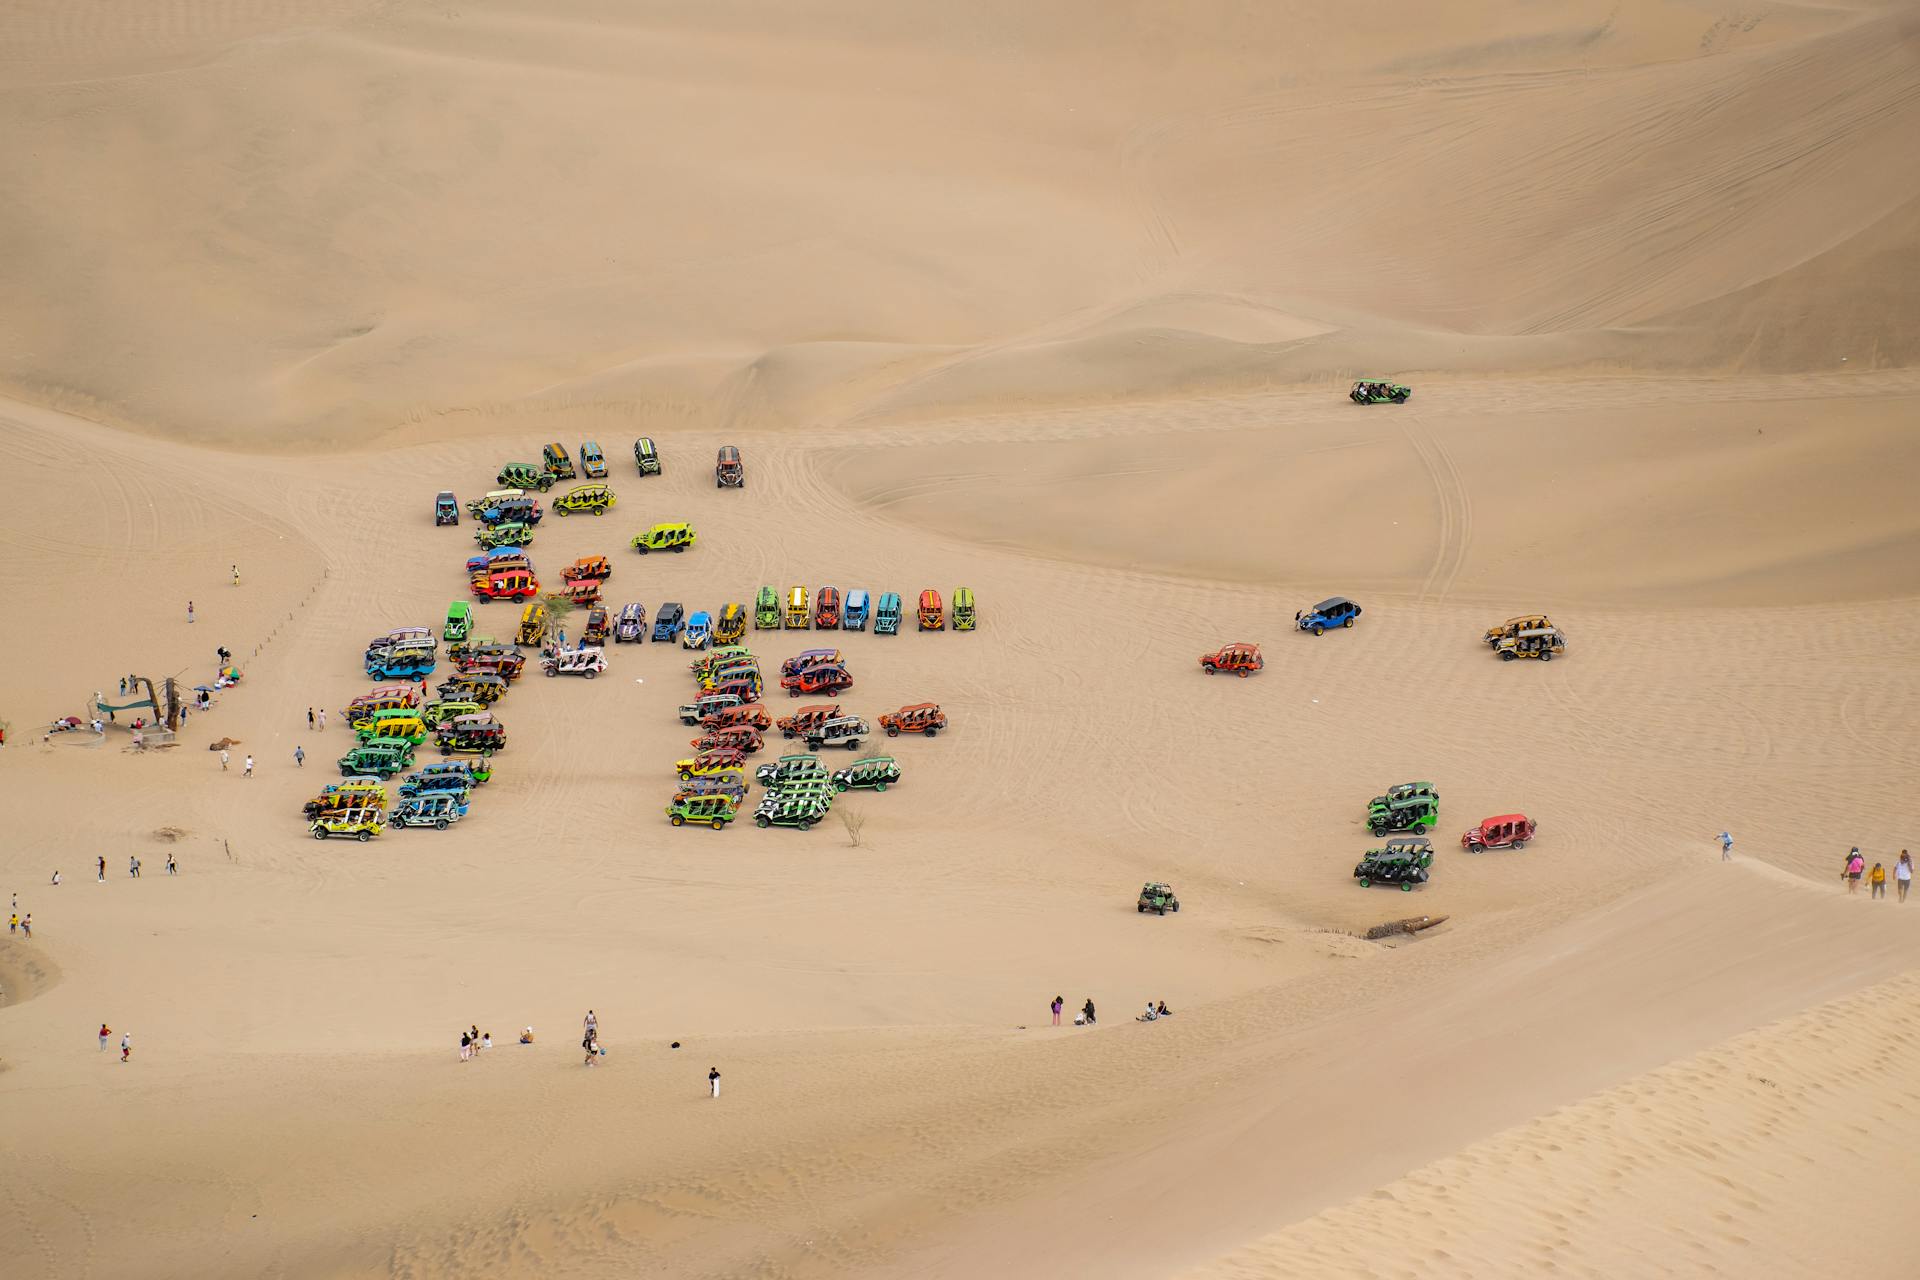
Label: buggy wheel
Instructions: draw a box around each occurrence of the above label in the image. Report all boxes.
[356,830,371,843]
[1343,617,1354,628]
[1204,665,1214,675]
[1171,902,1179,912]
[556,507,569,517]
[679,770,693,781]
[1237,670,1248,678]
[313,828,328,840]
[874,783,886,792]
[434,819,449,831]
[1156,906,1166,915]
[1500,650,1516,661]
[583,670,596,680]
[1137,904,1146,912]
[593,508,604,516]
[545,667,556,677]
[1357,877,1370,888]
[1311,623,1324,635]
[1401,882,1414,891]
[846,740,860,750]
[923,727,938,738]
[755,816,770,828]
[637,545,649,555]
[1539,650,1552,662]
[1512,840,1527,850]
[671,815,685,827]
[711,820,725,831]
[673,545,685,553]
[798,821,811,832]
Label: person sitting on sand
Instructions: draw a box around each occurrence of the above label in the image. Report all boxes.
[1155,1000,1171,1017]
[1140,1002,1158,1022]
[520,1027,534,1044]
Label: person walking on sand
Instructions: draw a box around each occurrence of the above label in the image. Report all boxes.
[584,1009,598,1039]
[19,914,28,939]
[129,856,139,879]
[1718,831,1733,861]
[1898,852,1913,904]
[1846,849,1865,893]
[166,852,176,876]
[583,1030,598,1066]
[100,1023,111,1052]
[8,912,16,934]
[294,745,305,768]
[307,707,315,729]
[97,855,106,883]
[460,1031,472,1061]
[708,1066,721,1098]
[1051,995,1063,1026]
[231,564,240,587]
[1870,862,1887,899]
[317,708,325,732]
[120,1032,131,1062]
[243,754,254,778]
[51,870,61,886]
[187,600,195,623]
[220,748,230,771]
[1082,997,1096,1026]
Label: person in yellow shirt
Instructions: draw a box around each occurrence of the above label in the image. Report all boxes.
[1869,862,1888,900]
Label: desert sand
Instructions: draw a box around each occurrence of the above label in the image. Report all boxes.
[2,2,1918,1277]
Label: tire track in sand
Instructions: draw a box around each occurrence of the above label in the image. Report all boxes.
[1401,411,1472,605]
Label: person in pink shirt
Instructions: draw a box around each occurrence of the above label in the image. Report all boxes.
[1844,848,1865,893]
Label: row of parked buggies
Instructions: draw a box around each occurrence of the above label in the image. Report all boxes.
[664,643,943,831]
[307,627,517,840]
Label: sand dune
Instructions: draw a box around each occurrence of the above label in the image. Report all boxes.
[1188,969,1920,1280]
[2,3,1918,1277]
[5,1,1917,444]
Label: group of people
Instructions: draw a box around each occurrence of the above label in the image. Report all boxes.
[98,1023,132,1061]
[1843,848,1912,900]
[459,1012,720,1096]
[582,1010,603,1064]
[1050,995,1173,1027]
